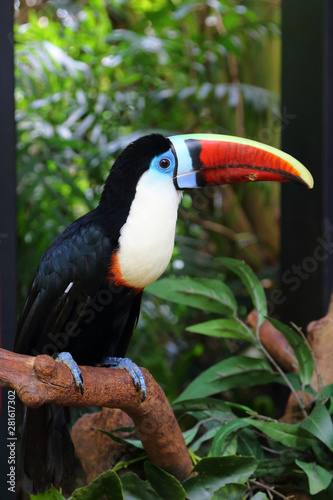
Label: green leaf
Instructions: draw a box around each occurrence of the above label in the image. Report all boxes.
[219,258,267,326]
[95,427,144,449]
[210,420,250,456]
[323,384,333,398]
[224,401,257,415]
[31,486,65,500]
[182,422,202,446]
[255,457,294,478]
[237,428,265,461]
[251,493,269,500]
[296,460,333,495]
[211,483,247,500]
[268,317,314,385]
[70,470,123,500]
[144,462,187,500]
[244,419,314,450]
[184,456,257,500]
[173,397,235,417]
[187,318,255,344]
[300,403,333,452]
[311,440,333,466]
[121,472,160,500]
[191,426,221,452]
[280,372,316,394]
[175,356,275,402]
[222,435,238,457]
[147,277,237,315]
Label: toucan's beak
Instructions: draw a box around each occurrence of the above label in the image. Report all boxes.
[169,134,314,190]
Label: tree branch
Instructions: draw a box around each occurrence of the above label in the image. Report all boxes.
[0,348,192,482]
[247,293,333,423]
[246,309,298,373]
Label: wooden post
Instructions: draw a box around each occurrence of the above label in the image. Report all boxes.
[280,0,333,328]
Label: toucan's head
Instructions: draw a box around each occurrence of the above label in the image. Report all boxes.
[103,133,313,289]
[106,132,313,193]
[104,132,313,195]
[101,132,313,239]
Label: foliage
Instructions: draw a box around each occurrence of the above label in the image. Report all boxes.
[15,0,283,400]
[16,2,328,499]
[15,0,280,301]
[32,259,333,499]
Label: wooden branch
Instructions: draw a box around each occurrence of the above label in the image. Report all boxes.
[246,310,298,373]
[0,348,192,482]
[247,293,333,424]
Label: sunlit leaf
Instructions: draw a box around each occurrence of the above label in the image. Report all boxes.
[187,318,255,344]
[244,419,314,450]
[175,356,275,402]
[219,258,267,326]
[147,277,237,315]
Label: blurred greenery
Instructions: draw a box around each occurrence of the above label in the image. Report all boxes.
[16,1,318,497]
[15,0,282,394]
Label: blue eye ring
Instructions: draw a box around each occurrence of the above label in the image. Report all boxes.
[159,157,171,169]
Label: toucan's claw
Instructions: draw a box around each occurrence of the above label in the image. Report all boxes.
[99,356,146,402]
[55,351,84,395]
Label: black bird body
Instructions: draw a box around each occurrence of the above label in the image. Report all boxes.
[15,209,143,493]
[16,135,172,493]
[15,208,142,365]
[16,135,174,364]
[15,133,313,493]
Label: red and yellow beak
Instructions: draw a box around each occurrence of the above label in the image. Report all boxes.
[169,134,313,190]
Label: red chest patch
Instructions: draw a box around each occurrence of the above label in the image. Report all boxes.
[108,252,143,294]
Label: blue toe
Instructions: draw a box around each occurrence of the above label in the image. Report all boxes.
[99,356,146,402]
[55,352,84,395]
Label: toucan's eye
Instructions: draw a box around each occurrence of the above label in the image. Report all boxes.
[159,158,171,169]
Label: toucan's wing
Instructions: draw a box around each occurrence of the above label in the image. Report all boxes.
[15,210,112,355]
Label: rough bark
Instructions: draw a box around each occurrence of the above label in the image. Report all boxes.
[71,408,135,483]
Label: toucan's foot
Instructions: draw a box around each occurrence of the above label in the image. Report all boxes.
[99,356,146,402]
[54,352,84,395]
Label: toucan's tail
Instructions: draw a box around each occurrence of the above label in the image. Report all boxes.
[19,404,75,494]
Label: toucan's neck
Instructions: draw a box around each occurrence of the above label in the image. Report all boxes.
[98,134,173,244]
[98,167,138,246]
[110,169,182,289]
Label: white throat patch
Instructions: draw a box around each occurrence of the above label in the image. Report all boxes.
[116,169,182,289]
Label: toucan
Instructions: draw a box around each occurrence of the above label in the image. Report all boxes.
[15,133,313,493]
